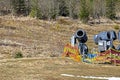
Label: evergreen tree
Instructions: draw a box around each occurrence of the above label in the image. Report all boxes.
[79,0,89,23]
[29,0,41,19]
[11,0,27,16]
[106,0,116,20]
[67,0,80,19]
[50,0,59,19]
[58,0,69,16]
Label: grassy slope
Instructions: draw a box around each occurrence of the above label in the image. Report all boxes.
[0,16,119,58]
[0,16,120,80]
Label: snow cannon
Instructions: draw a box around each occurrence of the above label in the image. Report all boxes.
[62,29,88,61]
[71,29,88,46]
[116,30,120,51]
[75,29,88,43]
[94,30,117,52]
[71,29,88,55]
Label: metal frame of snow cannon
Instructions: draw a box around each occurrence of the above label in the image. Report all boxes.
[70,29,88,59]
[94,30,117,52]
[116,30,120,50]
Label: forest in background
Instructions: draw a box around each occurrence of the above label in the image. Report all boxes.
[0,0,120,23]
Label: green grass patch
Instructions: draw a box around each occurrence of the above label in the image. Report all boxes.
[114,25,119,30]
[14,51,23,58]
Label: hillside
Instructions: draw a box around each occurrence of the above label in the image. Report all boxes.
[0,16,119,59]
[0,16,120,80]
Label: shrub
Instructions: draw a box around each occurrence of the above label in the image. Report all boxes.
[14,52,23,58]
[114,25,119,30]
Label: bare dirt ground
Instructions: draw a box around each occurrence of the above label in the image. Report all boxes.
[0,16,120,80]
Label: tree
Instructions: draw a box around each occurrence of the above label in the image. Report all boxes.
[41,0,58,19]
[0,0,11,16]
[58,0,69,16]
[79,0,89,23]
[67,0,80,19]
[34,0,59,20]
[115,0,120,19]
[11,0,27,16]
[25,0,30,16]
[90,0,106,18]
[29,0,41,19]
[106,0,116,20]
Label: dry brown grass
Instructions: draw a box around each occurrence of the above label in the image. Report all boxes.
[0,16,120,58]
[0,16,120,80]
[0,58,120,80]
